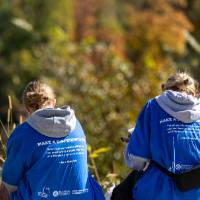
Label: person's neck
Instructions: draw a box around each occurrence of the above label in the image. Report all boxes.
[28,105,55,116]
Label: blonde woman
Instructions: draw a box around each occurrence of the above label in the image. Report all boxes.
[1,81,105,200]
[125,72,200,200]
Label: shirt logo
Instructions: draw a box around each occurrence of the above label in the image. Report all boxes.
[38,187,50,198]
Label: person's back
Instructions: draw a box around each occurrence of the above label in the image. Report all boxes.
[125,72,200,200]
[1,80,104,200]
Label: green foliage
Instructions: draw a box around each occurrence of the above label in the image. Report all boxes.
[171,0,200,82]
[0,96,12,166]
[87,144,110,183]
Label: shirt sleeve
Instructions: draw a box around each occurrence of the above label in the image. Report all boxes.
[127,101,152,160]
[2,128,26,191]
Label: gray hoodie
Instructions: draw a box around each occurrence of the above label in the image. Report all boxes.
[125,90,200,170]
[3,106,77,192]
[27,106,76,138]
[156,90,200,123]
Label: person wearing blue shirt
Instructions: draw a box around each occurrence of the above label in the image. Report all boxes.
[1,80,105,200]
[125,72,200,200]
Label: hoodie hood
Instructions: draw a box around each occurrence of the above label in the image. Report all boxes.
[27,106,76,138]
[155,90,200,123]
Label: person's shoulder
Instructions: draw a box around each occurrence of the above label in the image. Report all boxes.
[147,98,157,105]
[73,119,84,132]
[138,98,160,116]
[142,98,157,109]
[70,118,86,137]
[8,122,32,141]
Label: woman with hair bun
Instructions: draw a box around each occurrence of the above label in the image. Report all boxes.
[1,80,105,200]
[124,72,200,200]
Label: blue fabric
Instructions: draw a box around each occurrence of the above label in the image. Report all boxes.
[127,99,200,200]
[2,120,105,200]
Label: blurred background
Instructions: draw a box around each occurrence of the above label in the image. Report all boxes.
[0,0,200,183]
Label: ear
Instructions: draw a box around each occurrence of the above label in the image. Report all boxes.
[26,107,33,116]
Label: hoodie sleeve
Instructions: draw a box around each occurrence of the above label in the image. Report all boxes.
[125,101,152,170]
[2,127,26,192]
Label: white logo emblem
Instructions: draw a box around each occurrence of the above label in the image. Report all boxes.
[38,187,50,198]
[53,191,59,197]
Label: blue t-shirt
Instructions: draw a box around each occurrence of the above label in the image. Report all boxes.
[127,99,200,200]
[2,120,105,200]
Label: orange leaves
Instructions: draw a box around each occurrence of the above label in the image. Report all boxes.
[74,0,97,41]
[124,0,193,55]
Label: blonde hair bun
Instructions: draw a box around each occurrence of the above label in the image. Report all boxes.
[23,80,55,111]
[162,72,199,97]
